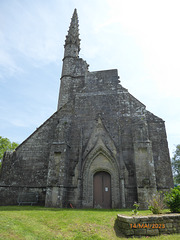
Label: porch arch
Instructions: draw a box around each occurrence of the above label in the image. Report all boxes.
[82,147,121,208]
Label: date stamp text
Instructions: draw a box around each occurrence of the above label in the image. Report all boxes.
[130,223,165,229]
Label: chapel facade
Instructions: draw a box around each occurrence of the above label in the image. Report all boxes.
[0,9,173,209]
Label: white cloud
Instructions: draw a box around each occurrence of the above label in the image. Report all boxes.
[0,31,22,78]
[0,0,67,74]
[105,2,180,61]
[0,49,21,77]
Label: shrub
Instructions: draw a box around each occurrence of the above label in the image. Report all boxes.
[132,202,140,215]
[148,191,164,214]
[164,186,180,213]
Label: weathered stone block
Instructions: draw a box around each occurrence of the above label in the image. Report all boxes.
[134,228,147,235]
[146,229,159,236]
[166,223,173,229]
[123,229,134,236]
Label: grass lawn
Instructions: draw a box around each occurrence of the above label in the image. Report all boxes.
[0,206,179,240]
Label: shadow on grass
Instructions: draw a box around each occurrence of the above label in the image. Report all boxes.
[114,218,126,238]
[0,205,134,212]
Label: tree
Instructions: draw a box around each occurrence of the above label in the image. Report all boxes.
[171,144,180,185]
[164,186,180,213]
[0,136,19,168]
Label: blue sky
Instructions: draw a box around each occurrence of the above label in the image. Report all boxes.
[0,0,180,157]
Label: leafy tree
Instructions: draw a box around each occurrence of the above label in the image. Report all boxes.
[171,144,180,184]
[0,136,19,168]
[164,186,180,213]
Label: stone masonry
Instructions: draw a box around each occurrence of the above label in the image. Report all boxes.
[116,214,180,237]
[0,9,173,208]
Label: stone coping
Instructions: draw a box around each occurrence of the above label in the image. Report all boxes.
[116,213,180,237]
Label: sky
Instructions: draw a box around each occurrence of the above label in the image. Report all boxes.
[0,0,180,157]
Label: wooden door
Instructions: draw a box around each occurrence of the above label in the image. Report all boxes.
[93,171,111,208]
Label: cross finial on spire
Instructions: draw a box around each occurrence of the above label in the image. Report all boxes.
[65,9,80,52]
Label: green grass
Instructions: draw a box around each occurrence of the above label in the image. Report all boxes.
[0,206,179,239]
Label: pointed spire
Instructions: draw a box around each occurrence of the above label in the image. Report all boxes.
[65,9,80,52]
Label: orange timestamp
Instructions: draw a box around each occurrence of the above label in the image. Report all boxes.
[130,223,165,229]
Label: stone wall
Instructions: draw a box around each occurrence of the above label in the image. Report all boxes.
[116,214,180,237]
[0,66,174,208]
[0,186,46,206]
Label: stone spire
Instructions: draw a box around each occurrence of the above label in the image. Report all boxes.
[57,9,88,110]
[64,9,80,53]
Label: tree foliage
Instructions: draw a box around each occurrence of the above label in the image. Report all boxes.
[0,136,19,165]
[172,144,180,184]
[164,186,180,213]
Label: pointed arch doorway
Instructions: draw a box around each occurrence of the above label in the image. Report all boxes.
[93,171,112,208]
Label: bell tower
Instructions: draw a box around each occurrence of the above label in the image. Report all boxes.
[57,9,88,110]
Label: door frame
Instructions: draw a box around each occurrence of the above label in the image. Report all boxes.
[93,171,112,208]
[82,148,123,208]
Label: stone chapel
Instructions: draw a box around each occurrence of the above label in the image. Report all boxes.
[0,9,173,209]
